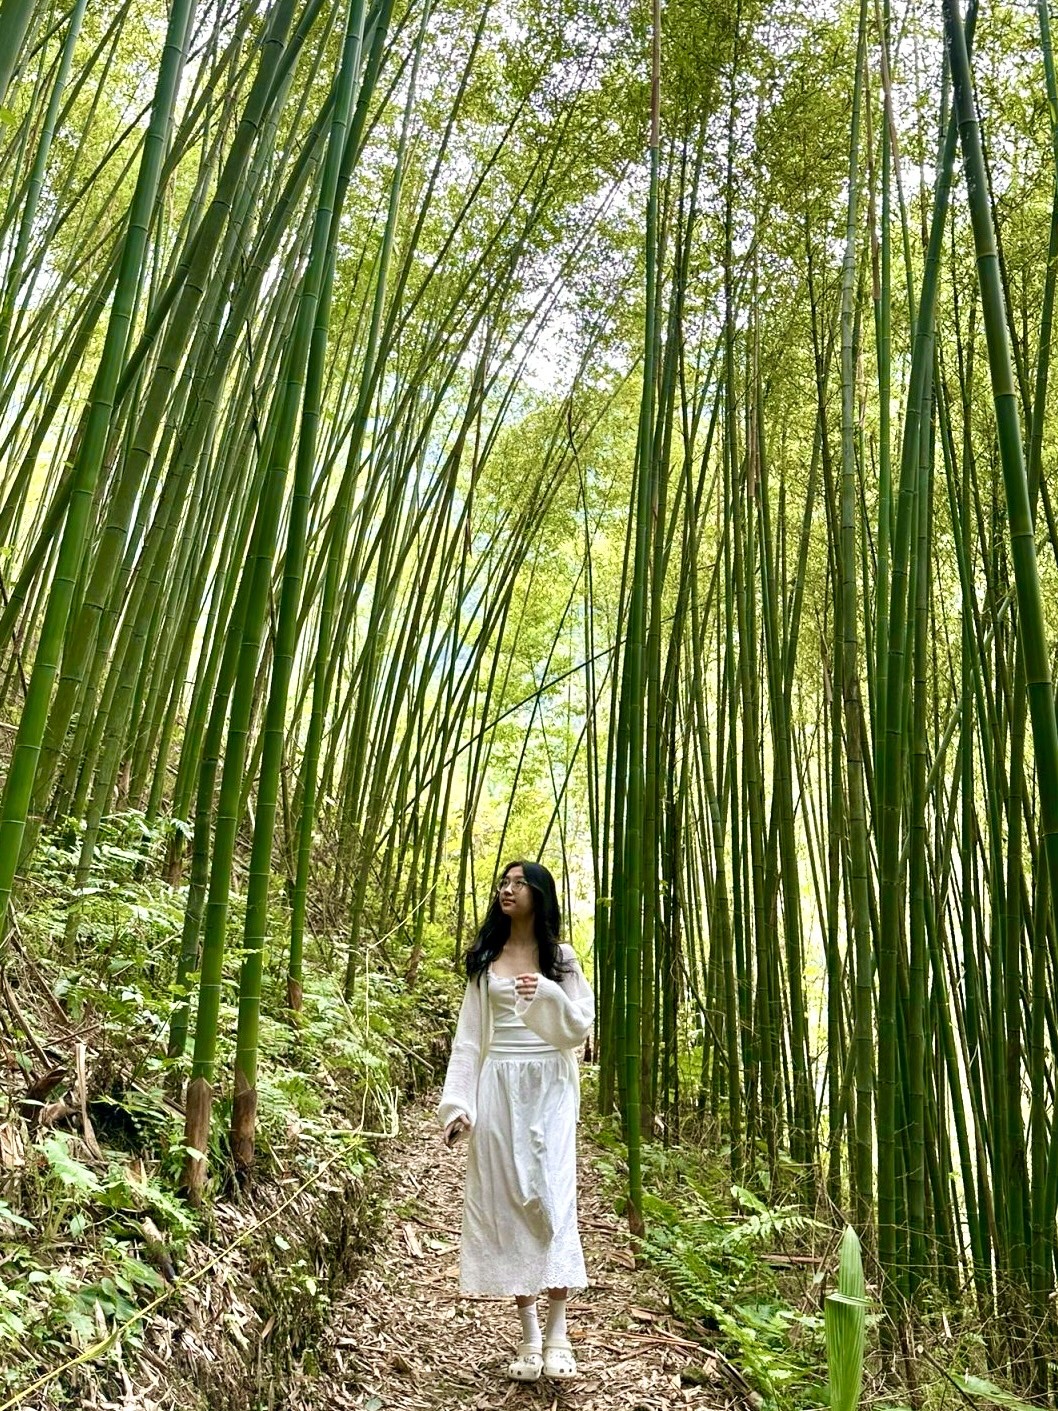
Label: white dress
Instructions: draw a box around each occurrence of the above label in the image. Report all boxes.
[438,947,594,1297]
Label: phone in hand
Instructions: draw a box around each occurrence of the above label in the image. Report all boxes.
[445,1119,469,1148]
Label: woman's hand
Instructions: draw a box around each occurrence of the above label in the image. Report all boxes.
[515,973,539,1003]
[444,1115,471,1147]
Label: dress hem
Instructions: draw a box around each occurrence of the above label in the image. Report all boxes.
[459,1282,588,1298]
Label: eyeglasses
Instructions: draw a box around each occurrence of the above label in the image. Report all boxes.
[496,877,529,894]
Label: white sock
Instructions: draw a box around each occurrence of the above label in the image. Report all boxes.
[544,1295,567,1343]
[518,1302,541,1348]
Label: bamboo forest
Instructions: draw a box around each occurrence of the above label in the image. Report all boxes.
[5,0,1058,1404]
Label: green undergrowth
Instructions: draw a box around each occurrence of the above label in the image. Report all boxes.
[588,1106,843,1411]
[585,1110,1039,1411]
[0,810,462,1406]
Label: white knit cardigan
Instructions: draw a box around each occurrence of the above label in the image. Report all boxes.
[437,943,595,1130]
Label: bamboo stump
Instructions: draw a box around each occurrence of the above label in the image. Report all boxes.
[231,1068,257,1176]
[183,1076,212,1205]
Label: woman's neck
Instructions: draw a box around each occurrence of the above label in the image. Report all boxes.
[506,919,536,952]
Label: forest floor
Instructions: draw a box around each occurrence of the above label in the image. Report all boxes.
[285,1097,732,1411]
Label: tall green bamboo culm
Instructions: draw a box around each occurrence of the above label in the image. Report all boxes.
[0,0,198,942]
[613,0,661,1238]
[0,0,88,377]
[286,0,395,1012]
[0,0,36,106]
[875,2,975,1317]
[840,0,874,1233]
[945,0,1058,1362]
[229,0,372,1174]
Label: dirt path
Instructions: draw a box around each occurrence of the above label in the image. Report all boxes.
[286,1099,726,1411]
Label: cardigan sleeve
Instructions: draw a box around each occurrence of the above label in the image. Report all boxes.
[438,979,482,1129]
[515,946,594,1049]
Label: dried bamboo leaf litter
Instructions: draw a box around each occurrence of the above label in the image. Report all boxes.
[286,1101,731,1411]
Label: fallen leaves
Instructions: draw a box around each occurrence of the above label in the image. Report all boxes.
[282,1098,733,1411]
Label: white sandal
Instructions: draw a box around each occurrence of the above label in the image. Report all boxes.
[543,1337,577,1379]
[508,1342,543,1381]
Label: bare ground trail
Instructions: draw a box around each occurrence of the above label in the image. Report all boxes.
[287,1099,729,1411]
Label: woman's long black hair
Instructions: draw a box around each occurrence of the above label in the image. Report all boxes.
[465,861,571,984]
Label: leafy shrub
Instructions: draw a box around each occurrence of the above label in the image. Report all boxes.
[590,1119,830,1411]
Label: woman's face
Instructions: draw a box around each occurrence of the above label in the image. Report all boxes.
[497,865,534,925]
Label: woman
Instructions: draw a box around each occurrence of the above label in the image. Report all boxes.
[439,860,595,1382]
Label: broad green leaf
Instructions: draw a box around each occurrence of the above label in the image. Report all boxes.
[950,1374,1041,1411]
[731,1184,768,1213]
[0,1200,33,1231]
[40,1135,101,1193]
